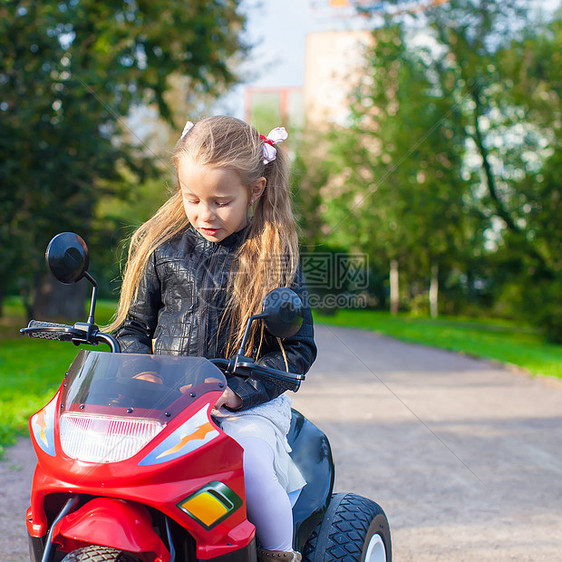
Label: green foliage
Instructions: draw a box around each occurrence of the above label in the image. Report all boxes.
[92,175,174,299]
[427,1,562,340]
[291,151,329,248]
[0,0,247,313]
[344,23,471,269]
[298,21,484,316]
[297,0,561,339]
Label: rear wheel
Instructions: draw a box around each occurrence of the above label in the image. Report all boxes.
[60,545,139,561]
[302,493,391,562]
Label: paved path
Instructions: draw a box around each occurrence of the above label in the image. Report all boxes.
[2,324,562,561]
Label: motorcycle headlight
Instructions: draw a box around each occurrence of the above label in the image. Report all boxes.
[60,413,164,463]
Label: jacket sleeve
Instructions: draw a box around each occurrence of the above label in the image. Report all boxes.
[226,266,317,410]
[113,252,161,354]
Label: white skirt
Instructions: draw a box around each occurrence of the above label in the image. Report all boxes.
[216,394,306,495]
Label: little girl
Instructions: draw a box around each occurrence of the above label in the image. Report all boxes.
[110,116,316,562]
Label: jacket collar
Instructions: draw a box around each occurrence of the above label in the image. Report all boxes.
[187,223,250,249]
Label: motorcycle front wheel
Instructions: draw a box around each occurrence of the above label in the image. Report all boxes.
[61,545,140,561]
[302,493,391,562]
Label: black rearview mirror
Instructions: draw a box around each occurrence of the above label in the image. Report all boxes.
[262,288,303,339]
[46,232,90,285]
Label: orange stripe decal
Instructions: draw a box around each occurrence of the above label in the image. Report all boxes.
[156,422,215,459]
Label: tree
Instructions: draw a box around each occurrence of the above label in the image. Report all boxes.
[0,0,247,318]
[311,22,475,314]
[424,0,561,339]
[487,16,562,339]
[300,0,561,339]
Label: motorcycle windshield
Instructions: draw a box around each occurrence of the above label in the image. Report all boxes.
[60,350,226,421]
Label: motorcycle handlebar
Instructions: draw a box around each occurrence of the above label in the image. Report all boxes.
[20,320,121,352]
[21,322,296,385]
[211,357,304,392]
[20,320,77,342]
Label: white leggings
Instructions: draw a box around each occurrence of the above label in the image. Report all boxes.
[237,436,294,551]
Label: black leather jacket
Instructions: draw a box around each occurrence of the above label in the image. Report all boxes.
[114,225,317,410]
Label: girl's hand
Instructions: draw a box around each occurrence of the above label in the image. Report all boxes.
[214,387,242,411]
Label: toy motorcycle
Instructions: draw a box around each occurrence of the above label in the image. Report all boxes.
[21,232,391,562]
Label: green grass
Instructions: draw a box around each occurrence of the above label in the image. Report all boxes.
[0,340,81,455]
[314,309,562,378]
[1,299,561,457]
[0,299,117,457]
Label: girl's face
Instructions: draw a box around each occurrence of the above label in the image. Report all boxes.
[178,159,265,242]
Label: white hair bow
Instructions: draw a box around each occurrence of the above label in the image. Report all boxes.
[261,127,288,164]
[180,121,289,165]
[180,120,194,139]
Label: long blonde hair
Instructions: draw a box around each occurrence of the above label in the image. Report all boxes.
[109,116,299,358]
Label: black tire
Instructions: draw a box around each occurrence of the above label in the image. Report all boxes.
[61,545,139,562]
[302,493,391,562]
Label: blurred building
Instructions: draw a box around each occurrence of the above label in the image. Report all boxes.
[304,29,373,127]
[244,30,372,131]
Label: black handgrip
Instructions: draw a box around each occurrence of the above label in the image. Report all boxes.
[211,357,304,392]
[21,320,121,351]
[251,363,304,392]
[28,320,71,329]
[20,320,76,342]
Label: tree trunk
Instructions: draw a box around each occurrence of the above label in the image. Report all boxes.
[390,259,399,315]
[430,263,439,319]
[33,275,88,322]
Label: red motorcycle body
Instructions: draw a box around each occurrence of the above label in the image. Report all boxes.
[27,350,260,561]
